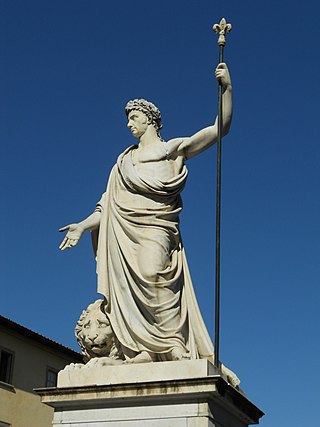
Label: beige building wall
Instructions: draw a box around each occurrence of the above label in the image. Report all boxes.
[0,387,53,427]
[0,318,82,427]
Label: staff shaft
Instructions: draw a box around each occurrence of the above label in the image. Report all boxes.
[214,44,224,369]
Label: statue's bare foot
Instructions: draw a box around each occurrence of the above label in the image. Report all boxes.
[124,351,154,364]
[171,347,189,361]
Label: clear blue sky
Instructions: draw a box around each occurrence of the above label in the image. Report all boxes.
[1,1,319,425]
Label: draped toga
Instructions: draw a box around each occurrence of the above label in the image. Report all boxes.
[92,145,214,362]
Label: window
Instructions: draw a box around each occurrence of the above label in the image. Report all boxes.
[46,368,58,387]
[0,350,14,384]
[0,422,11,427]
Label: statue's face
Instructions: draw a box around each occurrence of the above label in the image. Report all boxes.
[127,110,149,138]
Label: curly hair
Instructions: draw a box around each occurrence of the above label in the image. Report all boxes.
[125,99,163,134]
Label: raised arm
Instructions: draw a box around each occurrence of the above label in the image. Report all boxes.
[167,63,232,160]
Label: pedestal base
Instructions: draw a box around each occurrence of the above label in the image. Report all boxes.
[36,360,263,426]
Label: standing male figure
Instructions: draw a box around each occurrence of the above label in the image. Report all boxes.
[59,64,234,371]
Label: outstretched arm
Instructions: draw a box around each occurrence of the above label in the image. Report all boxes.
[168,63,232,160]
[59,211,101,251]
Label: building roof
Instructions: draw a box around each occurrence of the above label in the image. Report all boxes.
[0,315,82,361]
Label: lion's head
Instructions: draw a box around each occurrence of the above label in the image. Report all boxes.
[75,299,120,362]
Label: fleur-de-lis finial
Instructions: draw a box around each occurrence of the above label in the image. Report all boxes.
[213,18,232,46]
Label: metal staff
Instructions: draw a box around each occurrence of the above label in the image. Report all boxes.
[212,18,232,370]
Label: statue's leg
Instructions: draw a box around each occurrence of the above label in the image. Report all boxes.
[137,235,170,283]
[137,235,179,315]
[136,233,189,361]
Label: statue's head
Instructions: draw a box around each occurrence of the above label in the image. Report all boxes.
[75,299,115,362]
[125,99,162,136]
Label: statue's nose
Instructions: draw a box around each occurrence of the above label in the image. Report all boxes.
[88,333,98,342]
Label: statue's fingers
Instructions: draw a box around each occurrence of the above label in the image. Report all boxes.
[59,236,68,250]
[59,225,70,232]
[60,238,73,251]
[216,62,226,69]
[63,240,72,251]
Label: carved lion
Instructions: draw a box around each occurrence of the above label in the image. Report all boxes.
[75,299,123,363]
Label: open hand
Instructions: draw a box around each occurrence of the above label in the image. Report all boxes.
[59,223,84,251]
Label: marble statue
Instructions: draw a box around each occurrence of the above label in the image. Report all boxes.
[59,63,238,385]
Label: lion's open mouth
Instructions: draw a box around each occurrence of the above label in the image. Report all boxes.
[88,343,105,350]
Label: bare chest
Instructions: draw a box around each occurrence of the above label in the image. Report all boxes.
[131,144,183,180]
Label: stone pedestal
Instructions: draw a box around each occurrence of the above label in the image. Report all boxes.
[36,360,263,426]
